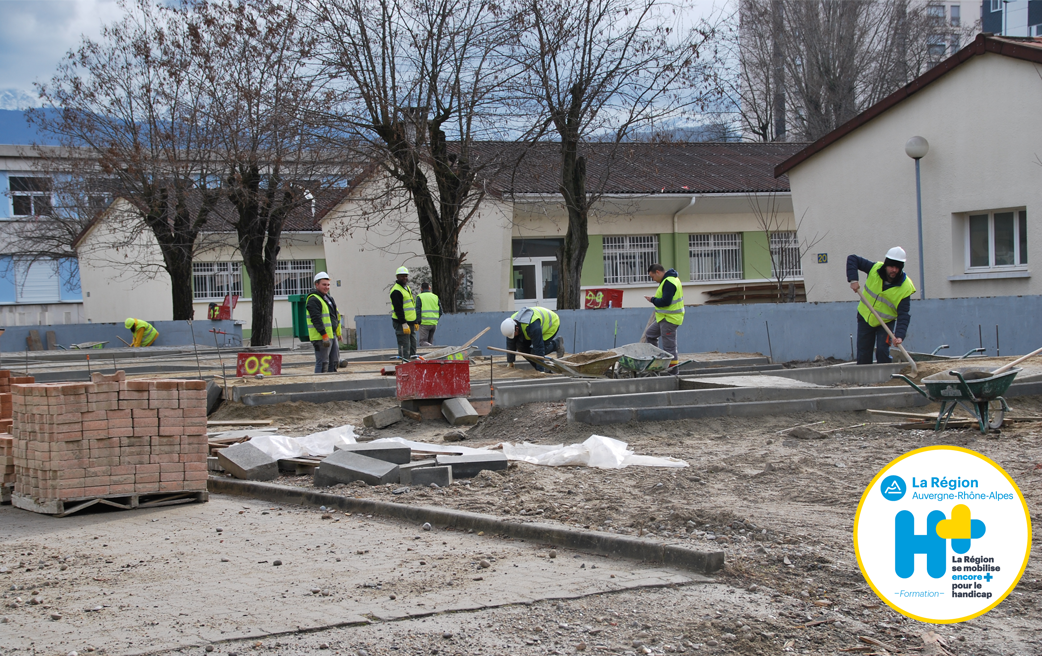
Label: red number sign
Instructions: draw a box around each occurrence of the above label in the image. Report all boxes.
[236,353,283,377]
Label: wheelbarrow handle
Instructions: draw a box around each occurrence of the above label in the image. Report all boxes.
[891,373,932,400]
[949,370,982,403]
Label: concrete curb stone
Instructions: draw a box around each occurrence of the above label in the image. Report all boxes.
[208,477,725,574]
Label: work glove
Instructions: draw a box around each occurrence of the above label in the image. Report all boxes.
[413,323,420,333]
[402,324,411,335]
[322,337,331,347]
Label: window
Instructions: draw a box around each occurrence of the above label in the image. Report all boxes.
[13,259,60,303]
[770,231,802,278]
[192,262,242,300]
[927,42,947,61]
[603,235,659,285]
[10,177,52,216]
[950,4,960,26]
[990,0,1001,11]
[967,210,1027,270]
[689,233,742,281]
[458,264,475,310]
[926,4,945,25]
[273,260,314,297]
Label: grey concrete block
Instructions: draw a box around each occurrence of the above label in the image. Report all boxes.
[435,453,508,478]
[401,464,452,487]
[216,442,278,481]
[314,451,399,487]
[363,406,404,429]
[441,398,479,426]
[206,380,223,415]
[332,442,411,464]
[207,456,224,473]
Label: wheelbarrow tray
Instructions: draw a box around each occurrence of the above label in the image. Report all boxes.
[612,343,674,373]
[921,367,1020,401]
[553,352,622,377]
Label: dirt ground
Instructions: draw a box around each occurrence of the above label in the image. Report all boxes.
[199,378,1042,656]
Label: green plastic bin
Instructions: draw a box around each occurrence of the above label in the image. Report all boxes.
[289,294,311,342]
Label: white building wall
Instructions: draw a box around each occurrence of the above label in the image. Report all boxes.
[321,180,513,328]
[788,53,1042,303]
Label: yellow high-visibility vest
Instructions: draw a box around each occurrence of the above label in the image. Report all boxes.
[418,291,440,325]
[857,263,915,327]
[390,283,417,322]
[653,276,685,326]
[512,307,560,340]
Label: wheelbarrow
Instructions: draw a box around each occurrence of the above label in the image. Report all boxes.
[891,367,1021,433]
[905,345,986,362]
[611,342,691,378]
[487,346,621,378]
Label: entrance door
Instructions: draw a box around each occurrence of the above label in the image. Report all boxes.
[512,257,559,310]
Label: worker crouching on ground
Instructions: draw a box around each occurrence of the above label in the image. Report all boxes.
[307,271,342,373]
[847,247,916,364]
[390,266,421,360]
[417,282,440,347]
[642,263,684,365]
[500,306,564,373]
[124,318,159,347]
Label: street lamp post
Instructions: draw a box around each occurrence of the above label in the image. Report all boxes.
[905,136,929,300]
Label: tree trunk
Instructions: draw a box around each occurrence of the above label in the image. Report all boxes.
[166,255,196,320]
[245,253,275,347]
[556,139,589,310]
[427,251,461,314]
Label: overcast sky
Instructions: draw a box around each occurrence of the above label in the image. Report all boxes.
[0,0,126,108]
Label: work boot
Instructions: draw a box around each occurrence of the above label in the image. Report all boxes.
[555,339,565,359]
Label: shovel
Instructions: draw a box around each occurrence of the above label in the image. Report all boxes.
[992,346,1042,375]
[854,288,917,376]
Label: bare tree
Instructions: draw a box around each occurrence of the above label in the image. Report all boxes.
[310,0,517,312]
[510,0,721,309]
[185,0,348,346]
[26,0,224,320]
[727,0,979,143]
[747,191,825,300]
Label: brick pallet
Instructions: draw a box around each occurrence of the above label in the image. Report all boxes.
[9,371,209,516]
[0,369,32,503]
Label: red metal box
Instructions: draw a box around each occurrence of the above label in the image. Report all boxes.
[395,360,470,400]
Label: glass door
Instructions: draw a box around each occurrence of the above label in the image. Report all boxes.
[512,257,559,310]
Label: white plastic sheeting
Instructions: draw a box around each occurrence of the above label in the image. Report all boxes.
[500,435,688,469]
[248,434,308,459]
[248,425,358,458]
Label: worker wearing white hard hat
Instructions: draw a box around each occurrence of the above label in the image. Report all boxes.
[847,247,916,365]
[307,271,342,373]
[390,265,421,360]
[501,307,564,373]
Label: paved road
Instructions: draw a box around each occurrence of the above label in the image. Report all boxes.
[0,495,705,655]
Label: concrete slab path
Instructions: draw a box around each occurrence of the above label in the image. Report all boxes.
[0,495,706,656]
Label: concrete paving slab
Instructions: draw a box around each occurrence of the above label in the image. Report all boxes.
[442,397,479,425]
[216,441,279,481]
[363,405,404,429]
[314,450,400,486]
[0,495,707,655]
[436,453,509,478]
[400,464,452,487]
[332,441,412,464]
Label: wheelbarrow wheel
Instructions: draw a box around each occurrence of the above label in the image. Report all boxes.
[987,400,1005,430]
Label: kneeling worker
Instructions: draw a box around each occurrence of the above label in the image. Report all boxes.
[417,282,440,347]
[308,271,342,373]
[124,318,158,347]
[500,306,564,373]
[847,247,915,364]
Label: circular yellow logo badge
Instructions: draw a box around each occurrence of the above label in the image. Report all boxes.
[853,445,1031,623]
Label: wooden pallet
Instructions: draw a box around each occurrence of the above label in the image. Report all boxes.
[12,490,208,517]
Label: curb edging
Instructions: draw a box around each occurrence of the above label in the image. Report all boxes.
[208,477,725,574]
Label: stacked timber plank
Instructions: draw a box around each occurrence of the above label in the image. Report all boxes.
[1,370,34,502]
[9,371,209,514]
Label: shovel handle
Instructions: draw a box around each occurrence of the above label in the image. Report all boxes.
[855,288,918,376]
[993,345,1042,375]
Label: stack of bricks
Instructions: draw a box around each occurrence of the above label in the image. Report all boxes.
[1,370,34,502]
[10,372,208,504]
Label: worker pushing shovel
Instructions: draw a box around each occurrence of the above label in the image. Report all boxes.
[847,247,916,370]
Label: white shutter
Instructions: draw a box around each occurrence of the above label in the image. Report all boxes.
[15,260,61,303]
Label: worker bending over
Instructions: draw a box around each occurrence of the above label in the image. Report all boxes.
[307,271,342,373]
[124,318,158,347]
[417,282,440,346]
[847,247,915,364]
[642,263,684,365]
[390,266,421,360]
[500,306,564,373]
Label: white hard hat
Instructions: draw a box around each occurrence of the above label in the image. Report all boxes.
[314,271,330,283]
[885,247,907,263]
[396,266,409,276]
[500,317,517,338]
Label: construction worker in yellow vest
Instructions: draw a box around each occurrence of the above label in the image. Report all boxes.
[124,318,159,347]
[390,266,420,360]
[417,282,441,347]
[848,247,916,364]
[307,271,342,373]
[642,263,684,365]
[500,306,564,373]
